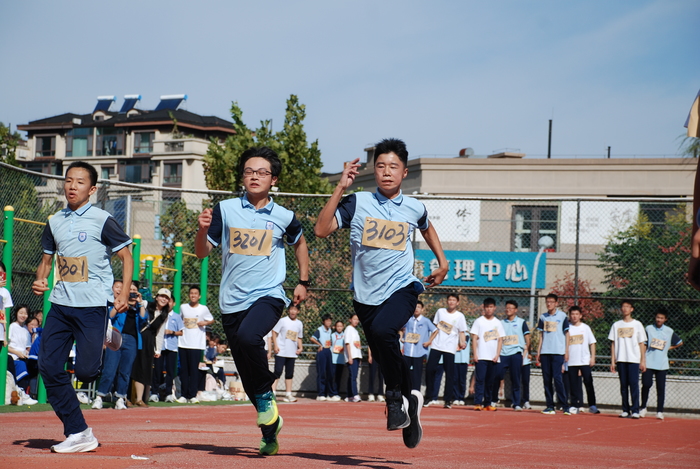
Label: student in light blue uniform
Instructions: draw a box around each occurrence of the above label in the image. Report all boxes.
[33,161,133,453]
[195,147,309,456]
[311,314,337,400]
[536,293,569,415]
[493,300,530,411]
[315,138,449,449]
[331,320,346,398]
[401,300,436,391]
[452,332,471,405]
[641,309,682,420]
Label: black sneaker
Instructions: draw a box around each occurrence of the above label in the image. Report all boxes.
[385,390,410,431]
[403,390,424,448]
[444,401,452,409]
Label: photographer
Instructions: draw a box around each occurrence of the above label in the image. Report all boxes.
[92,281,147,410]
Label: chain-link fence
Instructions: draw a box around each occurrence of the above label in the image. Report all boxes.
[2,162,698,411]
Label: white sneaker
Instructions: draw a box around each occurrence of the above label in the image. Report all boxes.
[377,395,385,402]
[76,392,91,405]
[368,394,376,402]
[115,398,127,410]
[523,401,532,410]
[316,395,327,401]
[165,394,176,403]
[92,396,103,410]
[656,412,664,420]
[51,427,98,453]
[176,396,188,403]
[329,395,342,402]
[631,413,640,419]
[189,397,200,404]
[619,411,629,418]
[20,390,39,405]
[423,400,438,408]
[352,395,361,402]
[569,407,578,415]
[639,408,647,418]
[283,394,297,403]
[149,394,159,403]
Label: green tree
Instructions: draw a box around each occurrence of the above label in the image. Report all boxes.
[0,122,21,165]
[204,95,332,194]
[678,135,699,158]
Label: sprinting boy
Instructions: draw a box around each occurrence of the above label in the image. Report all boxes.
[608,300,647,419]
[423,293,468,409]
[314,138,448,448]
[272,304,304,402]
[32,161,133,453]
[566,306,599,415]
[196,146,309,455]
[536,293,570,415]
[640,309,682,420]
[493,300,530,411]
[400,300,435,392]
[470,298,505,411]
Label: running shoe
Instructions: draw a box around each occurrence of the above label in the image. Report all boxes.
[473,405,484,411]
[589,405,600,414]
[368,394,376,402]
[403,390,423,449]
[423,400,438,408]
[386,390,410,430]
[92,396,103,410]
[443,402,452,409]
[619,412,630,418]
[523,401,532,410]
[329,395,341,402]
[51,427,98,453]
[316,395,327,401]
[283,394,297,403]
[513,406,523,411]
[656,412,664,420]
[176,396,188,403]
[541,407,556,415]
[631,413,640,419]
[115,398,127,410]
[256,391,279,427]
[639,408,647,418]
[484,405,497,411]
[259,416,283,456]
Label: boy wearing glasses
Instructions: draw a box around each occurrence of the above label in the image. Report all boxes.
[196,147,309,456]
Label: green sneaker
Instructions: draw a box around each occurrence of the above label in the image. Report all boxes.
[259,416,283,456]
[255,391,279,427]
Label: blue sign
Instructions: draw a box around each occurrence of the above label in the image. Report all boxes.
[414,250,546,289]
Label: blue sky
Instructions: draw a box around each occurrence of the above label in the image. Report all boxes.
[1,1,698,171]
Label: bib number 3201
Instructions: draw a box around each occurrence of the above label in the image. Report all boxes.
[361,217,408,251]
[229,228,273,256]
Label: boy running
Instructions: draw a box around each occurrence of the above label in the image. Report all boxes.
[315,138,448,448]
[196,147,309,455]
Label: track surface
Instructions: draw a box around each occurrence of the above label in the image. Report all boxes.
[3,400,700,468]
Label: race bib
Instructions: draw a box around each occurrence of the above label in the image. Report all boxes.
[437,321,454,335]
[324,340,331,348]
[353,341,361,349]
[57,256,88,283]
[405,333,420,344]
[361,217,408,251]
[650,338,666,350]
[483,330,499,342]
[332,345,343,354]
[544,321,558,333]
[502,335,518,346]
[285,330,298,341]
[569,334,584,345]
[183,317,198,329]
[229,227,272,256]
[618,327,634,339]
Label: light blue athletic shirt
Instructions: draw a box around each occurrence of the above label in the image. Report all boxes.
[42,203,132,307]
[454,342,470,364]
[207,195,302,313]
[501,317,530,356]
[402,315,436,358]
[331,331,346,365]
[335,191,428,305]
[163,311,185,351]
[537,309,569,355]
[312,326,333,349]
[645,324,682,371]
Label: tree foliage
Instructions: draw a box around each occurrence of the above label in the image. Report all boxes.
[549,272,605,321]
[204,95,332,194]
[0,122,21,166]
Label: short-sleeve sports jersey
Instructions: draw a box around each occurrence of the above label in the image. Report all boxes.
[402,315,436,358]
[163,311,185,352]
[42,203,131,307]
[273,316,304,358]
[500,317,530,356]
[537,310,570,355]
[471,316,506,361]
[431,308,468,354]
[344,325,363,360]
[331,331,346,365]
[335,191,428,305]
[207,195,303,313]
[608,319,647,364]
[312,326,333,349]
[645,324,681,370]
[567,323,596,366]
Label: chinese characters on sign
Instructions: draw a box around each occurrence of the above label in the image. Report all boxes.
[414,250,546,289]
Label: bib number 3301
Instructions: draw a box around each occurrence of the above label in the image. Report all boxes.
[361,217,408,251]
[229,228,273,256]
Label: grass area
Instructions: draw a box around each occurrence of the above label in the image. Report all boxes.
[0,399,250,414]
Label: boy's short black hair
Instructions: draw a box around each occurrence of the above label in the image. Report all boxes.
[321,313,332,322]
[483,297,496,307]
[545,293,558,302]
[374,138,408,166]
[416,300,424,307]
[189,285,201,293]
[447,293,459,301]
[505,300,518,308]
[569,305,582,314]
[655,308,669,318]
[238,146,282,178]
[288,304,300,312]
[621,299,634,309]
[66,161,98,186]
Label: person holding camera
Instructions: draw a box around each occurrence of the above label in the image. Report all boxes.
[93,280,147,410]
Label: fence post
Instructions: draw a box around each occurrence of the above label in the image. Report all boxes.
[0,206,14,405]
[200,256,209,306]
[37,258,55,404]
[174,243,183,311]
[574,199,581,304]
[144,257,154,294]
[131,235,141,282]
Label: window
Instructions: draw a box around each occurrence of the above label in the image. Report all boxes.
[96,128,124,156]
[35,136,56,157]
[66,128,93,157]
[640,202,685,235]
[163,163,182,184]
[119,160,153,183]
[24,161,62,186]
[512,206,558,252]
[101,166,114,180]
[133,132,154,154]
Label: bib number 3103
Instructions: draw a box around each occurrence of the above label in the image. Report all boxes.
[361,217,408,251]
[229,228,273,256]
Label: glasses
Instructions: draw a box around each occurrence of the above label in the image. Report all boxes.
[243,168,272,178]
